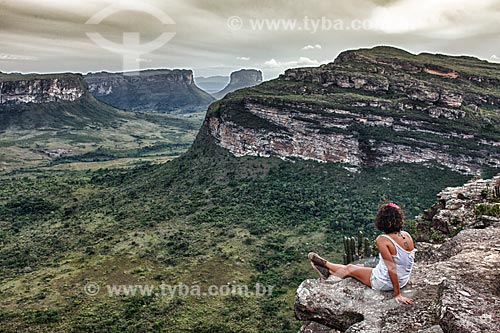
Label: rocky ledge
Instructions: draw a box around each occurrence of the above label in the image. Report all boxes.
[295,175,500,332]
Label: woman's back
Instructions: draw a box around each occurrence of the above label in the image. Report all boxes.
[384,231,414,253]
[372,232,416,288]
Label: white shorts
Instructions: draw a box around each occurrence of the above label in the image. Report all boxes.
[370,272,393,291]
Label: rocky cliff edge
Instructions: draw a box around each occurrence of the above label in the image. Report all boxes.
[295,175,500,333]
[0,73,85,105]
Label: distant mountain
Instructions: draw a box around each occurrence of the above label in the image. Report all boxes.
[85,69,215,114]
[0,72,119,130]
[0,72,202,171]
[203,46,500,174]
[212,69,263,99]
[194,75,229,94]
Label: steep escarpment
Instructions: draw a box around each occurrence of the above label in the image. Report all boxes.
[0,71,200,170]
[0,73,85,104]
[295,175,500,333]
[213,69,263,99]
[200,47,500,175]
[85,69,215,114]
[0,73,127,130]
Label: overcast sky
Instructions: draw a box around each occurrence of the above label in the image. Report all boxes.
[1,0,500,79]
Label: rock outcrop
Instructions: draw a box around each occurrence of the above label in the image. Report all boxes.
[294,175,500,332]
[0,72,127,131]
[213,69,263,99]
[200,47,500,175]
[0,74,85,104]
[85,69,215,114]
[416,175,500,241]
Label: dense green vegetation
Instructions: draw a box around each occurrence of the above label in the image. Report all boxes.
[0,94,121,131]
[0,94,203,171]
[0,135,471,332]
[2,47,500,332]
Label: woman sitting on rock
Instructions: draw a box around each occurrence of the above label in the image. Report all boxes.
[308,203,415,304]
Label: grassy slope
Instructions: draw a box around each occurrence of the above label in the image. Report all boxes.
[357,46,500,79]
[0,93,204,172]
[211,51,500,165]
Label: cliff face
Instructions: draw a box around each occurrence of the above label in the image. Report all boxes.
[202,47,500,174]
[294,175,500,333]
[0,72,128,131]
[213,69,263,99]
[0,74,85,105]
[84,69,215,114]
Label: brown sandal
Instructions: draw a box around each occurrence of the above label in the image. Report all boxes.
[310,261,330,279]
[308,252,327,267]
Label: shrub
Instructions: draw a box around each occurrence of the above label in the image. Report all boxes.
[475,203,500,217]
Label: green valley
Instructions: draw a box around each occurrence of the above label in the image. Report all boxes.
[1,46,500,332]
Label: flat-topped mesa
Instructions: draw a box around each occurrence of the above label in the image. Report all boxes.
[200,47,500,175]
[282,46,500,109]
[86,69,196,93]
[213,69,263,99]
[294,175,500,333]
[0,74,85,105]
[84,69,215,114]
[227,69,263,87]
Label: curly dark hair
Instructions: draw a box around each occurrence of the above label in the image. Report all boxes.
[374,203,405,233]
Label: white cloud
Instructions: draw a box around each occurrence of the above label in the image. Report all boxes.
[236,56,250,61]
[369,0,499,37]
[302,44,322,50]
[263,57,328,69]
[491,55,500,62]
[0,53,38,61]
[263,59,280,68]
[136,57,152,63]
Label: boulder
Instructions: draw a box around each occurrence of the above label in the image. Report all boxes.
[295,176,500,332]
[417,175,500,241]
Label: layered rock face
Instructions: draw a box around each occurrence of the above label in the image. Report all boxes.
[213,69,263,99]
[0,72,129,131]
[0,75,85,104]
[416,175,500,240]
[85,69,215,113]
[203,47,500,174]
[294,175,500,332]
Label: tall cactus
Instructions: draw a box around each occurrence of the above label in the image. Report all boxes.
[363,237,371,257]
[357,231,363,256]
[343,236,351,264]
[342,231,374,264]
[350,237,357,262]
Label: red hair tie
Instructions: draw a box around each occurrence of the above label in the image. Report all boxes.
[386,202,401,209]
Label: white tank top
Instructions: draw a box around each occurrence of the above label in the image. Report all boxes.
[372,233,416,288]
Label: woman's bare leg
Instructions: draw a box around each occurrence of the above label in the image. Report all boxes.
[324,261,373,287]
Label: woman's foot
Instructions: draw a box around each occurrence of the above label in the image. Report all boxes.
[308,252,330,279]
[310,261,330,279]
[308,252,327,267]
